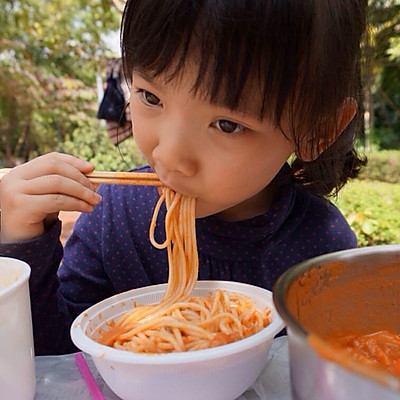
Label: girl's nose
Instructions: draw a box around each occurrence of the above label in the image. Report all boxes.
[152,126,198,177]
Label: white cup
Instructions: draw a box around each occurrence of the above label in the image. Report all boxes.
[0,257,36,400]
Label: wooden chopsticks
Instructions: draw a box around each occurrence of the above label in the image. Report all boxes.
[86,170,161,186]
[0,168,162,187]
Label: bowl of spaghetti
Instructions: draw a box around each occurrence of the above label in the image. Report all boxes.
[71,186,284,400]
[71,280,284,400]
[273,244,400,400]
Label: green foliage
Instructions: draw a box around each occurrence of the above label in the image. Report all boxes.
[372,65,400,149]
[61,119,145,171]
[1,0,399,170]
[357,150,400,183]
[362,0,400,149]
[1,0,120,83]
[335,149,400,246]
[369,126,400,150]
[334,179,400,246]
[365,0,400,63]
[0,0,120,166]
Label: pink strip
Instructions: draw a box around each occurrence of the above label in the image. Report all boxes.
[74,352,106,400]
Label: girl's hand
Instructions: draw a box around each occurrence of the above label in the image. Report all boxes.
[0,152,102,242]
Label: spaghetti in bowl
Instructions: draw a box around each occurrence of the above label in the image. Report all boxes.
[71,280,284,400]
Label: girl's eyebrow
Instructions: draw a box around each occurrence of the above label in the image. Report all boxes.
[209,97,263,121]
[133,70,163,90]
[215,101,261,121]
[133,70,262,120]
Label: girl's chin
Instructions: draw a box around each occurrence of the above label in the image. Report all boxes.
[194,208,215,219]
[193,203,215,219]
[194,202,232,220]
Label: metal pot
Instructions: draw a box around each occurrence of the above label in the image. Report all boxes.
[273,245,400,400]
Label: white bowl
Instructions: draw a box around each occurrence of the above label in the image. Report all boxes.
[71,280,285,400]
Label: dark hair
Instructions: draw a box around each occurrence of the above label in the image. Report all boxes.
[121,0,367,197]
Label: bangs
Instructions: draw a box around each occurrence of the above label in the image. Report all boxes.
[121,0,312,120]
[121,0,364,140]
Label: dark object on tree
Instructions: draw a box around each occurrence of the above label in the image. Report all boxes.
[97,74,126,124]
[97,58,133,145]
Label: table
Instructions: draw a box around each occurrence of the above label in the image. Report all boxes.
[35,336,291,400]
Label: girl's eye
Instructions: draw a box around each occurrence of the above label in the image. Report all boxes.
[213,119,244,134]
[138,90,162,106]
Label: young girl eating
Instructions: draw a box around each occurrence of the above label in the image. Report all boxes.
[0,0,367,355]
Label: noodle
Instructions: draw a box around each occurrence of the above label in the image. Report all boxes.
[329,331,400,377]
[97,187,271,353]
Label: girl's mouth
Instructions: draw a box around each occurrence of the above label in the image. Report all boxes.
[154,168,193,197]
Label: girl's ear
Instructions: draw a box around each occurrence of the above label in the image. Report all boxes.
[337,97,358,135]
[296,97,357,162]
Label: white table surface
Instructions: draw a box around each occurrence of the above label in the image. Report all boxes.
[34,336,291,400]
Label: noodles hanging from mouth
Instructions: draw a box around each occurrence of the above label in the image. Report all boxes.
[96,187,271,353]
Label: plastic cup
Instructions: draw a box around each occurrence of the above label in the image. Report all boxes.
[0,257,36,400]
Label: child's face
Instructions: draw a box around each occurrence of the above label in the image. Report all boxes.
[130,66,294,221]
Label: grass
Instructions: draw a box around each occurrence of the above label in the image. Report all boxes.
[333,179,400,246]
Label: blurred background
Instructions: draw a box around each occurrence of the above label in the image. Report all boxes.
[0,0,399,246]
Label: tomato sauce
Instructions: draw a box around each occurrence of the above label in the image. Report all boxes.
[328,331,400,377]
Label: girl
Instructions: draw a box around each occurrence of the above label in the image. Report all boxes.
[0,0,367,355]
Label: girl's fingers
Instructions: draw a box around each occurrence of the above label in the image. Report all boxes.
[23,193,99,216]
[0,191,96,242]
[6,193,98,231]
[21,174,102,206]
[0,152,99,242]
[30,152,94,173]
[8,153,95,189]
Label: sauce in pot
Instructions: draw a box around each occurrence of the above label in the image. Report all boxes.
[328,331,400,377]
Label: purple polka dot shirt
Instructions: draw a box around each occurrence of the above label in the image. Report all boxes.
[0,165,357,355]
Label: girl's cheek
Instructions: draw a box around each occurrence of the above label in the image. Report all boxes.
[134,132,156,164]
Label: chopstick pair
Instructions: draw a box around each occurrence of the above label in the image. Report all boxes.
[86,170,161,186]
[0,168,162,187]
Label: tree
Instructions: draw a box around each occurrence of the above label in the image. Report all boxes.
[2,0,399,165]
[0,0,120,166]
[110,0,125,14]
[362,0,400,150]
[372,63,400,149]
